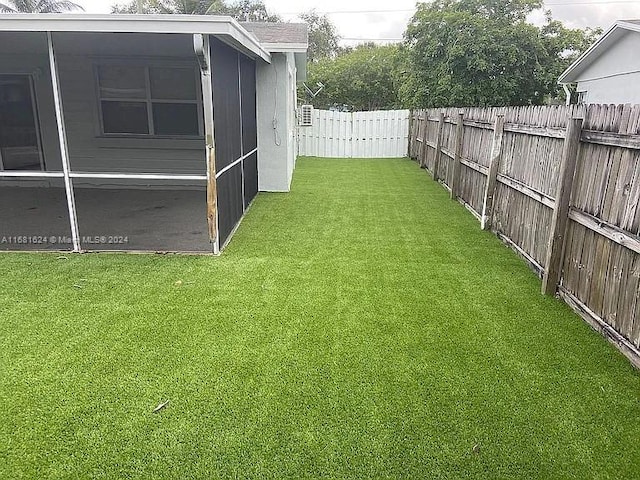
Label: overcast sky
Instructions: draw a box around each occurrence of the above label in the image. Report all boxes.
[79,0,640,45]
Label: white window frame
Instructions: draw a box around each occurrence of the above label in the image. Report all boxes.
[94,61,204,139]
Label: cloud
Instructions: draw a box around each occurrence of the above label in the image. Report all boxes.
[77,0,640,45]
[547,4,640,30]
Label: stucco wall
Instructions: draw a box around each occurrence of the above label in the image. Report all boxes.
[575,30,640,104]
[577,71,640,104]
[256,51,297,192]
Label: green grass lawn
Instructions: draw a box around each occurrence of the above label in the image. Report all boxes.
[1,157,639,479]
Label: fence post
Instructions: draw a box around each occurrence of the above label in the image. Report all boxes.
[408,109,415,159]
[417,109,426,168]
[418,112,427,168]
[432,112,445,181]
[481,114,505,230]
[419,116,428,168]
[541,117,583,296]
[450,112,465,200]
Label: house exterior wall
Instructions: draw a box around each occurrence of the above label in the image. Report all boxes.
[256,51,297,192]
[2,31,298,195]
[58,57,206,177]
[577,72,640,104]
[55,33,205,178]
[574,30,640,104]
[0,32,206,188]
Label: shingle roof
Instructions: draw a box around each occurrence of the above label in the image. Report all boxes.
[240,22,308,46]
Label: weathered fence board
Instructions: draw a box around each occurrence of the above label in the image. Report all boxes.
[409,103,640,369]
[298,109,410,158]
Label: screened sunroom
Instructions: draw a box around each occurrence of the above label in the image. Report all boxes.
[0,15,277,253]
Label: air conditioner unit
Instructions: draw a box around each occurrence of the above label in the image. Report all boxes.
[299,105,313,127]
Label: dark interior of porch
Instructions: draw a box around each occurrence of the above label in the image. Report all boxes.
[0,186,212,252]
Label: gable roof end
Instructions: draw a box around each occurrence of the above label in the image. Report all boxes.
[241,22,309,81]
[558,19,640,84]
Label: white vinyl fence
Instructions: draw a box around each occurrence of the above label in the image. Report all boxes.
[298,109,410,158]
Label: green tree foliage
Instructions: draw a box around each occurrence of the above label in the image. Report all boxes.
[0,0,82,12]
[298,10,340,62]
[305,44,405,111]
[111,0,220,14]
[537,13,601,102]
[401,0,598,107]
[223,0,280,21]
[112,0,280,21]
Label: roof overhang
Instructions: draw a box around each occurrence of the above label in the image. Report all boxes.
[0,13,271,63]
[260,43,307,81]
[261,42,307,53]
[559,20,640,84]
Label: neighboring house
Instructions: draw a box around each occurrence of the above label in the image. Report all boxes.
[0,14,308,253]
[559,20,640,105]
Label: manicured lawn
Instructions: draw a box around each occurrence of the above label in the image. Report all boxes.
[1,157,639,479]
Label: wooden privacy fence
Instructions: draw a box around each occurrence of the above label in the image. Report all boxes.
[409,104,640,368]
[298,109,410,158]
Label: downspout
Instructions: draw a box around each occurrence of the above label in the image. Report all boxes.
[562,83,571,106]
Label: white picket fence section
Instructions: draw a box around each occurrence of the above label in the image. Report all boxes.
[297,109,410,158]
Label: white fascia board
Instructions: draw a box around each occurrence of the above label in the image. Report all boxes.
[617,21,640,33]
[558,22,629,84]
[261,42,308,53]
[0,13,271,63]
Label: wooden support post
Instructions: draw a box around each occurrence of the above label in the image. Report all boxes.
[195,34,220,254]
[481,114,505,230]
[450,112,464,199]
[542,117,583,295]
[432,112,444,182]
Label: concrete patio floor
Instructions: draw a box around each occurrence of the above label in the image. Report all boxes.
[0,186,212,252]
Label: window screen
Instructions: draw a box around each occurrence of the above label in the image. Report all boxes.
[101,101,149,134]
[152,103,199,136]
[149,67,197,100]
[98,66,146,99]
[97,65,201,137]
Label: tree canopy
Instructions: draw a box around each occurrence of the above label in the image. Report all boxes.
[305,44,404,111]
[298,10,340,62]
[0,0,82,12]
[108,0,598,109]
[400,0,599,107]
[111,0,280,21]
